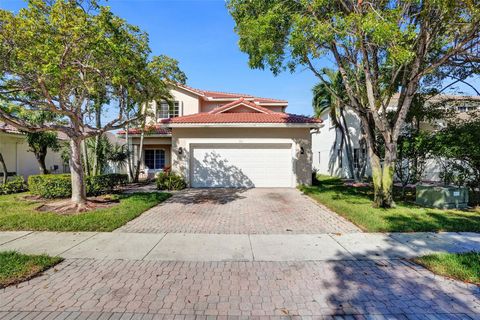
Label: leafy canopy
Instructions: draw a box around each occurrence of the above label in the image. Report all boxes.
[0,0,185,137]
[228,0,480,118]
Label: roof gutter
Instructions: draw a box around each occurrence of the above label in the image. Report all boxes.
[162,123,324,129]
[117,133,172,138]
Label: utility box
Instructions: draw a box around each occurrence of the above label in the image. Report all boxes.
[416,185,469,209]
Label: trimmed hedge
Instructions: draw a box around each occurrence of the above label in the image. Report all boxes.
[88,174,129,196]
[28,173,128,198]
[156,171,186,191]
[0,176,28,195]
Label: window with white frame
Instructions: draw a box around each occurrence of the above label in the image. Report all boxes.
[157,101,180,119]
[144,150,165,170]
[457,105,477,113]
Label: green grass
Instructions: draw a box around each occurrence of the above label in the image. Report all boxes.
[0,192,171,232]
[300,175,480,232]
[0,251,63,288]
[413,252,480,285]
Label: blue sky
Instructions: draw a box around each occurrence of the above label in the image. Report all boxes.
[1,0,478,118]
[1,0,321,116]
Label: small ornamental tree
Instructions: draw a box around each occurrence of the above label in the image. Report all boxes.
[228,0,480,207]
[0,0,184,210]
[25,131,61,174]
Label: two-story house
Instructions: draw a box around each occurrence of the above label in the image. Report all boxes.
[119,84,323,188]
[312,93,480,181]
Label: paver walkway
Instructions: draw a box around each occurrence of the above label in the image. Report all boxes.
[1,259,479,318]
[116,188,359,234]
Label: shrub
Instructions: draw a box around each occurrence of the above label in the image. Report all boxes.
[156,171,186,191]
[28,173,129,198]
[0,176,28,195]
[28,174,71,198]
[87,173,128,196]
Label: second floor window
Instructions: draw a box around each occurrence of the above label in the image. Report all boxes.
[157,101,180,119]
[457,105,477,113]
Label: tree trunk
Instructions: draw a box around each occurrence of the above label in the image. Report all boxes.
[369,144,396,208]
[133,104,148,182]
[340,109,356,180]
[35,151,49,174]
[381,144,396,208]
[359,113,397,208]
[134,130,145,182]
[370,151,384,207]
[0,153,8,184]
[125,127,134,182]
[70,138,87,206]
[82,139,90,176]
[93,109,101,175]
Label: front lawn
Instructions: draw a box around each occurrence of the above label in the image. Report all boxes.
[0,251,62,288]
[0,192,170,232]
[413,252,480,285]
[301,175,480,232]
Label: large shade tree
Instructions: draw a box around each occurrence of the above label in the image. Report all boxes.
[228,0,480,207]
[0,0,184,210]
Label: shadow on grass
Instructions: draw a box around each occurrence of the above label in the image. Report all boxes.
[302,176,480,233]
[385,210,480,233]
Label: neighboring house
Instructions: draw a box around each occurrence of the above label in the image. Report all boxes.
[118,84,322,187]
[0,123,68,179]
[312,94,480,181]
[0,124,126,179]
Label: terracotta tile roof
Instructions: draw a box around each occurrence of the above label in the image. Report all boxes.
[118,126,172,135]
[209,98,274,114]
[0,122,70,140]
[0,123,21,135]
[177,84,288,104]
[160,112,322,125]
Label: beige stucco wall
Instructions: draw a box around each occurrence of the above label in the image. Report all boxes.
[145,87,201,124]
[0,133,67,179]
[131,137,172,145]
[171,127,313,187]
[265,105,285,113]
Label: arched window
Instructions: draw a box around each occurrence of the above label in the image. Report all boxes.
[144,149,165,170]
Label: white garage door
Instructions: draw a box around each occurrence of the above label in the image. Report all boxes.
[191,143,293,188]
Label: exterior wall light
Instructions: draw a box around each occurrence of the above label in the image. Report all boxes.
[178,147,183,155]
[300,147,305,155]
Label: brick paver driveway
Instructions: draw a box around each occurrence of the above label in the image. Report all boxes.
[116,188,359,234]
[1,259,479,319]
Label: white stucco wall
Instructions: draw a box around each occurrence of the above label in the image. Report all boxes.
[0,133,67,179]
[311,109,370,179]
[311,107,446,182]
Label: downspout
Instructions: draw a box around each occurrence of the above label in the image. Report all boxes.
[15,141,18,175]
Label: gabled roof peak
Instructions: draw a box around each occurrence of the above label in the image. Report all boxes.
[209,98,275,115]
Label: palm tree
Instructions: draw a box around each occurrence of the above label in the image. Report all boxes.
[312,69,357,180]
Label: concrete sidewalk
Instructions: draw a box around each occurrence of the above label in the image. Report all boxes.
[0,231,479,261]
